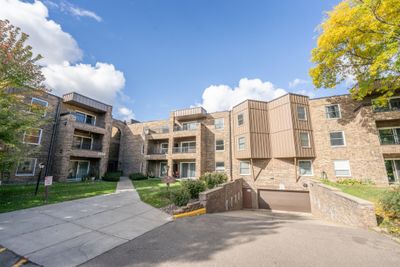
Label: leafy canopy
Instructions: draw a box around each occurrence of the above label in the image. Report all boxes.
[0,19,48,178]
[310,0,400,103]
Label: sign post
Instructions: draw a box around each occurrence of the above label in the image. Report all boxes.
[44,176,53,203]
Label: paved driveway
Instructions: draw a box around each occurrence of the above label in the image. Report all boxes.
[82,210,400,267]
[0,177,171,267]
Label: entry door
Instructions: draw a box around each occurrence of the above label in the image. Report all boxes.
[181,162,195,178]
[77,161,89,178]
[160,162,168,177]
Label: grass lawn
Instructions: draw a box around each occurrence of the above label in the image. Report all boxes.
[322,180,389,203]
[132,178,182,208]
[0,181,117,213]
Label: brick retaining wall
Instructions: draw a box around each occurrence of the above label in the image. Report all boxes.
[199,179,243,213]
[309,180,377,228]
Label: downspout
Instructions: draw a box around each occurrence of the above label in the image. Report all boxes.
[45,98,61,176]
[229,111,233,181]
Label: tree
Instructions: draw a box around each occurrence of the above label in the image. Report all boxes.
[0,19,48,181]
[310,0,400,104]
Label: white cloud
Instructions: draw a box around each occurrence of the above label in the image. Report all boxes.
[289,78,309,88]
[0,0,130,118]
[43,1,102,22]
[42,62,125,105]
[116,106,135,121]
[69,6,102,22]
[200,78,287,112]
[0,0,82,65]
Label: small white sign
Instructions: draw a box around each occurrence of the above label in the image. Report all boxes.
[44,176,53,186]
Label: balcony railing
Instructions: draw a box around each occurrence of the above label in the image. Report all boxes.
[72,144,103,151]
[173,123,200,132]
[144,127,169,134]
[147,148,168,155]
[172,147,196,153]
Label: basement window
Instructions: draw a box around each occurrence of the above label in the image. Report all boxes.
[298,160,313,176]
[333,160,351,177]
[16,158,37,176]
[215,162,225,172]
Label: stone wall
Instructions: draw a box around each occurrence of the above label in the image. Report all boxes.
[199,178,243,213]
[309,180,377,228]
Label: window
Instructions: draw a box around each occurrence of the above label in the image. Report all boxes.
[379,128,400,145]
[181,122,199,131]
[75,111,96,125]
[333,160,351,176]
[23,128,43,145]
[330,131,346,147]
[214,118,224,129]
[237,113,244,126]
[298,160,313,176]
[16,158,37,176]
[300,132,310,147]
[239,161,250,175]
[160,143,168,154]
[373,97,400,112]
[215,162,225,172]
[72,135,93,150]
[325,104,341,119]
[297,106,307,120]
[215,140,224,151]
[238,137,246,150]
[384,160,400,184]
[31,98,48,117]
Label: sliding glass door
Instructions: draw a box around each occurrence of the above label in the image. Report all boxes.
[68,160,90,181]
[180,162,196,178]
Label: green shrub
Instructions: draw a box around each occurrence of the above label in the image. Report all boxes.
[102,171,121,182]
[200,172,228,189]
[172,188,190,207]
[129,173,147,180]
[181,179,206,199]
[379,187,400,220]
[336,178,375,186]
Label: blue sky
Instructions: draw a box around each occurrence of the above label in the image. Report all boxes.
[1,0,349,121]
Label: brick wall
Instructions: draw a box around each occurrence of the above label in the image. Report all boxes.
[309,180,377,228]
[199,178,243,213]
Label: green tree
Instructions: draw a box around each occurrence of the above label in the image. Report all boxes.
[0,19,48,181]
[310,0,400,104]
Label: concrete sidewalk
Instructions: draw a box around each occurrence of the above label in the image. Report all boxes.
[0,177,172,267]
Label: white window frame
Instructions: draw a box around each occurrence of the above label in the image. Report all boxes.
[300,132,311,148]
[160,143,168,154]
[297,106,307,121]
[298,160,313,176]
[384,158,400,184]
[378,127,400,145]
[68,160,90,181]
[23,128,43,145]
[75,110,96,125]
[239,161,251,175]
[238,137,246,150]
[215,139,225,151]
[333,160,351,177]
[179,162,196,178]
[31,97,48,117]
[215,161,225,172]
[15,158,37,176]
[325,104,341,119]
[330,131,346,147]
[214,118,224,129]
[237,113,244,126]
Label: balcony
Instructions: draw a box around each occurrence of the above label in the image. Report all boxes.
[147,148,168,155]
[173,147,196,153]
[173,107,207,120]
[173,123,200,132]
[144,126,169,134]
[63,92,110,113]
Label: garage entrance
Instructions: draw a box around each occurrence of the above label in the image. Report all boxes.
[258,189,311,213]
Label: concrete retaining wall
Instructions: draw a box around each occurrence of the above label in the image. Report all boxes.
[309,180,377,228]
[199,179,243,213]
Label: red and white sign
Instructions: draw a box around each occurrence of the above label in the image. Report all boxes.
[44,176,53,186]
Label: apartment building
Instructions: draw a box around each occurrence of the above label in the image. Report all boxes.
[120,93,400,211]
[8,91,114,182]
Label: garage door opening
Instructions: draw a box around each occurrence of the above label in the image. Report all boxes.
[258,189,311,213]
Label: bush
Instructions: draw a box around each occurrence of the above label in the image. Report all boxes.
[379,187,400,221]
[181,179,206,199]
[102,171,122,182]
[336,178,374,186]
[129,173,147,180]
[200,172,228,189]
[172,188,190,207]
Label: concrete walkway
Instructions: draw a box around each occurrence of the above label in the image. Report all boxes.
[0,177,172,267]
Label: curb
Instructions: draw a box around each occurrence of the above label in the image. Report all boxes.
[173,208,206,219]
